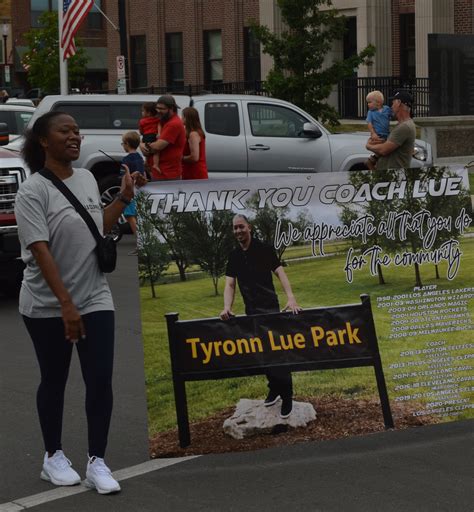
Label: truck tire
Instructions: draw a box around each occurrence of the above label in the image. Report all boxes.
[3,260,24,298]
[99,175,126,244]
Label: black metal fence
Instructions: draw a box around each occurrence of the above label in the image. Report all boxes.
[338,77,430,119]
[90,80,270,97]
[89,77,433,118]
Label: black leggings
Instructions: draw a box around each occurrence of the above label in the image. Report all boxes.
[23,311,115,458]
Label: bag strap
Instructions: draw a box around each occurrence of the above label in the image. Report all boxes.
[38,168,103,244]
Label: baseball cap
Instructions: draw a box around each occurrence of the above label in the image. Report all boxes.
[389,90,413,107]
[156,95,180,109]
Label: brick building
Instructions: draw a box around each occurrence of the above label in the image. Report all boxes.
[0,0,11,88]
[8,1,474,109]
[105,0,260,93]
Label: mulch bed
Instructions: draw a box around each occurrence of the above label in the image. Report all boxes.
[149,395,439,458]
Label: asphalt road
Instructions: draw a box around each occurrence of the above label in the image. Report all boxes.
[0,236,149,503]
[1,236,473,511]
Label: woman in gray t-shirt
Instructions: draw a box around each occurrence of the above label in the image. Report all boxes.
[15,111,137,495]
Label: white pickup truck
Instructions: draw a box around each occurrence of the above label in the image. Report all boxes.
[0,93,432,294]
[7,93,431,186]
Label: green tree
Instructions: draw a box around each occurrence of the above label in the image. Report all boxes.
[250,0,375,125]
[339,169,401,285]
[22,11,89,93]
[149,210,192,282]
[136,194,170,298]
[181,211,235,296]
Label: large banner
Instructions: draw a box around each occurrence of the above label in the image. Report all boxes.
[136,167,474,456]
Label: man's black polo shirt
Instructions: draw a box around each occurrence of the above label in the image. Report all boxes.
[226,238,281,315]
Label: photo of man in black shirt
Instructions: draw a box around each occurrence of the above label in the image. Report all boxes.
[220,214,302,418]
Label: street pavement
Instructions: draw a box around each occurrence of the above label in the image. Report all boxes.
[0,236,149,504]
[1,237,473,512]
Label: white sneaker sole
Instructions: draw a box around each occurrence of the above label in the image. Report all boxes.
[264,395,281,407]
[84,477,121,494]
[40,469,81,486]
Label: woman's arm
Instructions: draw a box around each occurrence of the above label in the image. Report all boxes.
[29,241,85,342]
[183,132,200,163]
[103,167,135,232]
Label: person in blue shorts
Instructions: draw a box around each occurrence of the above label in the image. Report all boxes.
[365,90,392,170]
[120,131,145,255]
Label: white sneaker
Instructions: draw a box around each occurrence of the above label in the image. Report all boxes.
[40,450,81,486]
[84,456,121,494]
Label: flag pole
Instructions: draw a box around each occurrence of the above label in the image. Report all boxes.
[58,0,68,95]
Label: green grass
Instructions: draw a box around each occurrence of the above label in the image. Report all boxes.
[141,238,474,436]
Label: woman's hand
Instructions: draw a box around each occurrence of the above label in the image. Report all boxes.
[120,165,135,202]
[132,171,149,188]
[61,300,85,343]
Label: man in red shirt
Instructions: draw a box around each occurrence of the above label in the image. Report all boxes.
[143,95,186,180]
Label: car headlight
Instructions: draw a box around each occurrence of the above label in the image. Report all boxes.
[413,144,427,161]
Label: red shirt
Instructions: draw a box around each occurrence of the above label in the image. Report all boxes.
[182,133,208,179]
[153,113,186,180]
[139,116,159,135]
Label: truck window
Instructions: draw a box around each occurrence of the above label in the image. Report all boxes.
[204,102,239,136]
[248,103,307,138]
[52,103,142,129]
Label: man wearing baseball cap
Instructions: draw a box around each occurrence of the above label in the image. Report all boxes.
[143,95,186,180]
[366,89,416,170]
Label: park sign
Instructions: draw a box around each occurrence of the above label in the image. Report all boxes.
[137,167,474,454]
[166,295,394,447]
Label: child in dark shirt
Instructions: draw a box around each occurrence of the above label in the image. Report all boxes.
[121,131,144,254]
[139,102,160,176]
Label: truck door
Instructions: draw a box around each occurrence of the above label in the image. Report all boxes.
[192,99,248,178]
[243,100,332,175]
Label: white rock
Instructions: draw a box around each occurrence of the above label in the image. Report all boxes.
[223,398,317,440]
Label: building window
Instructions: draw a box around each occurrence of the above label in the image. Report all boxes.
[130,35,147,90]
[88,0,102,29]
[204,30,223,85]
[166,33,184,91]
[244,27,260,83]
[400,13,416,78]
[31,0,57,27]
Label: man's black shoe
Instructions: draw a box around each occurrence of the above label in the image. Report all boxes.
[264,391,280,407]
[280,397,293,419]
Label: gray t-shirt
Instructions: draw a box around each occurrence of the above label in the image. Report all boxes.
[15,168,114,318]
[376,119,416,170]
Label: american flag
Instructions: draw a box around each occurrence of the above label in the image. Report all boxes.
[61,0,94,60]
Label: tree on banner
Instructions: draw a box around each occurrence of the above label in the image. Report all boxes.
[136,194,170,298]
[181,211,236,296]
[339,168,471,288]
[339,169,401,285]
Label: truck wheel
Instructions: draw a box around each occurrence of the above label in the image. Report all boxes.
[349,163,368,172]
[3,264,24,298]
[99,176,126,244]
[99,175,121,199]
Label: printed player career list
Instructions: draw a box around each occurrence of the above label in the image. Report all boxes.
[376,285,474,419]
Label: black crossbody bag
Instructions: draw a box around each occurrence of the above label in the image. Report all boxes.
[39,168,117,273]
